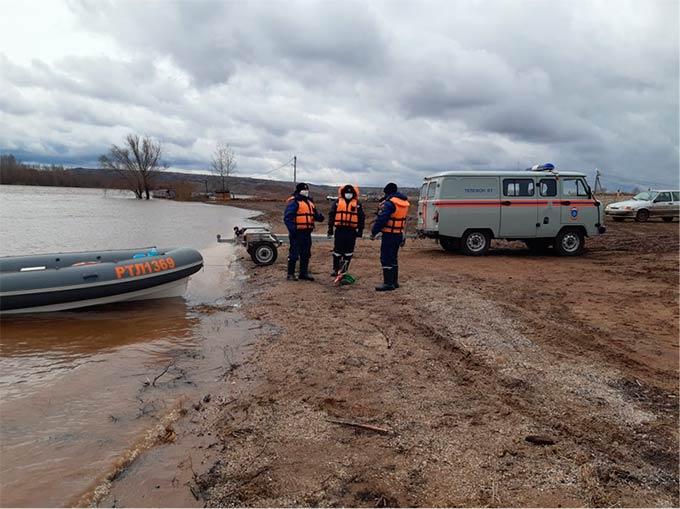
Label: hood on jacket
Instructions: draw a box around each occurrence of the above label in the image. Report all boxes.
[385,191,408,201]
[338,184,359,199]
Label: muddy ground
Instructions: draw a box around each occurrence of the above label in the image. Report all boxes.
[107,197,679,507]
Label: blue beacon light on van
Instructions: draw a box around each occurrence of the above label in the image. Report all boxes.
[527,163,555,171]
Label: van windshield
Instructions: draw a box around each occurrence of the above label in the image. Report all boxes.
[633,191,656,201]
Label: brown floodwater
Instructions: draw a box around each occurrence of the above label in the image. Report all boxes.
[0,185,262,507]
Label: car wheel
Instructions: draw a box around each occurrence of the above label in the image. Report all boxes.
[250,241,278,266]
[555,229,584,256]
[612,217,625,222]
[662,217,674,223]
[461,230,490,256]
[439,237,460,252]
[635,209,649,222]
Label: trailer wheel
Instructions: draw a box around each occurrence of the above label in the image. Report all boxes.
[250,241,278,266]
[439,237,460,252]
[555,228,584,256]
[461,230,490,256]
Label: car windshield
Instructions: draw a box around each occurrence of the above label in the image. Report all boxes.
[632,191,656,201]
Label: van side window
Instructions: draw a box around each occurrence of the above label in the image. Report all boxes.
[419,183,428,199]
[562,179,589,197]
[503,179,534,197]
[539,179,557,197]
[426,181,437,199]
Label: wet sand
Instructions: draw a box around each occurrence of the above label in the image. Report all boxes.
[102,198,678,507]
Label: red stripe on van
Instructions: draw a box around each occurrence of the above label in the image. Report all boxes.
[432,199,597,207]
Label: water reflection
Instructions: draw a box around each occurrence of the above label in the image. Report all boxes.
[0,299,195,357]
[0,185,262,507]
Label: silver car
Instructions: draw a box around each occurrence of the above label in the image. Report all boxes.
[605,190,679,222]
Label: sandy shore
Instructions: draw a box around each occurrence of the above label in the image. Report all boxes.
[104,198,679,507]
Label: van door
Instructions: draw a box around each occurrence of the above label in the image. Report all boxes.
[417,182,427,230]
[420,180,439,232]
[560,178,594,226]
[537,177,560,237]
[499,178,538,238]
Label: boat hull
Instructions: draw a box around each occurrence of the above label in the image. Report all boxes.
[0,247,203,314]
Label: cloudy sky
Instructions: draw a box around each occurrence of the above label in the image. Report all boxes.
[1,0,677,188]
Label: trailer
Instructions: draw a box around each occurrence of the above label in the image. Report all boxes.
[218,227,418,266]
[217,227,336,266]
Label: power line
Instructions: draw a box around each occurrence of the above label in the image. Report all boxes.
[261,157,294,176]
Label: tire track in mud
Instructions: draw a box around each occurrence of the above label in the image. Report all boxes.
[395,280,678,506]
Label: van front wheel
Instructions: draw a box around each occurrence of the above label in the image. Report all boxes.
[461,230,490,256]
[555,229,584,256]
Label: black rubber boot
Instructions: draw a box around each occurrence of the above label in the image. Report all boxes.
[287,260,298,281]
[375,268,395,291]
[394,265,399,288]
[343,257,352,272]
[331,254,341,276]
[299,258,315,281]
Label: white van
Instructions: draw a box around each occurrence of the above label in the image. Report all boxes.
[417,165,605,256]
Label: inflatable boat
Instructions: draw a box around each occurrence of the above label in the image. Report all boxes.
[0,247,203,314]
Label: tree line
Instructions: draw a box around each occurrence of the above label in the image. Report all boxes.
[1,134,238,200]
[0,154,129,189]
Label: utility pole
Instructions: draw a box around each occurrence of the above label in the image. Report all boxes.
[293,156,297,186]
[594,169,603,194]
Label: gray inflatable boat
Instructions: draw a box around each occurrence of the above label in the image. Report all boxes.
[0,247,203,314]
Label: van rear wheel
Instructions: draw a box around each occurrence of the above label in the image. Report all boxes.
[555,229,584,256]
[461,230,490,256]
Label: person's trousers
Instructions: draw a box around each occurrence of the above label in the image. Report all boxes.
[380,232,402,269]
[332,228,357,272]
[288,230,312,274]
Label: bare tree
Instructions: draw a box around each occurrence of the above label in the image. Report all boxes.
[99,134,166,199]
[211,143,237,193]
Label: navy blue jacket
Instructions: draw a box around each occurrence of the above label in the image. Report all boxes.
[371,192,408,236]
[284,193,324,234]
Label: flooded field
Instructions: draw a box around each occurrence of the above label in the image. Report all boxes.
[0,185,261,507]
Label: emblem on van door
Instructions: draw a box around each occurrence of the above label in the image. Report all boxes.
[570,207,579,218]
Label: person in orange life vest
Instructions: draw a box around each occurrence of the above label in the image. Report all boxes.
[283,182,324,281]
[370,182,409,291]
[327,184,365,276]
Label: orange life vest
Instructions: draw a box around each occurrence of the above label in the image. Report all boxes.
[381,196,410,234]
[335,198,359,228]
[288,196,316,230]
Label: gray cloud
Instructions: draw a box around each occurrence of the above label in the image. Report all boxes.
[0,0,677,189]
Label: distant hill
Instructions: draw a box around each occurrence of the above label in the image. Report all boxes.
[28,166,418,198]
[0,154,416,198]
